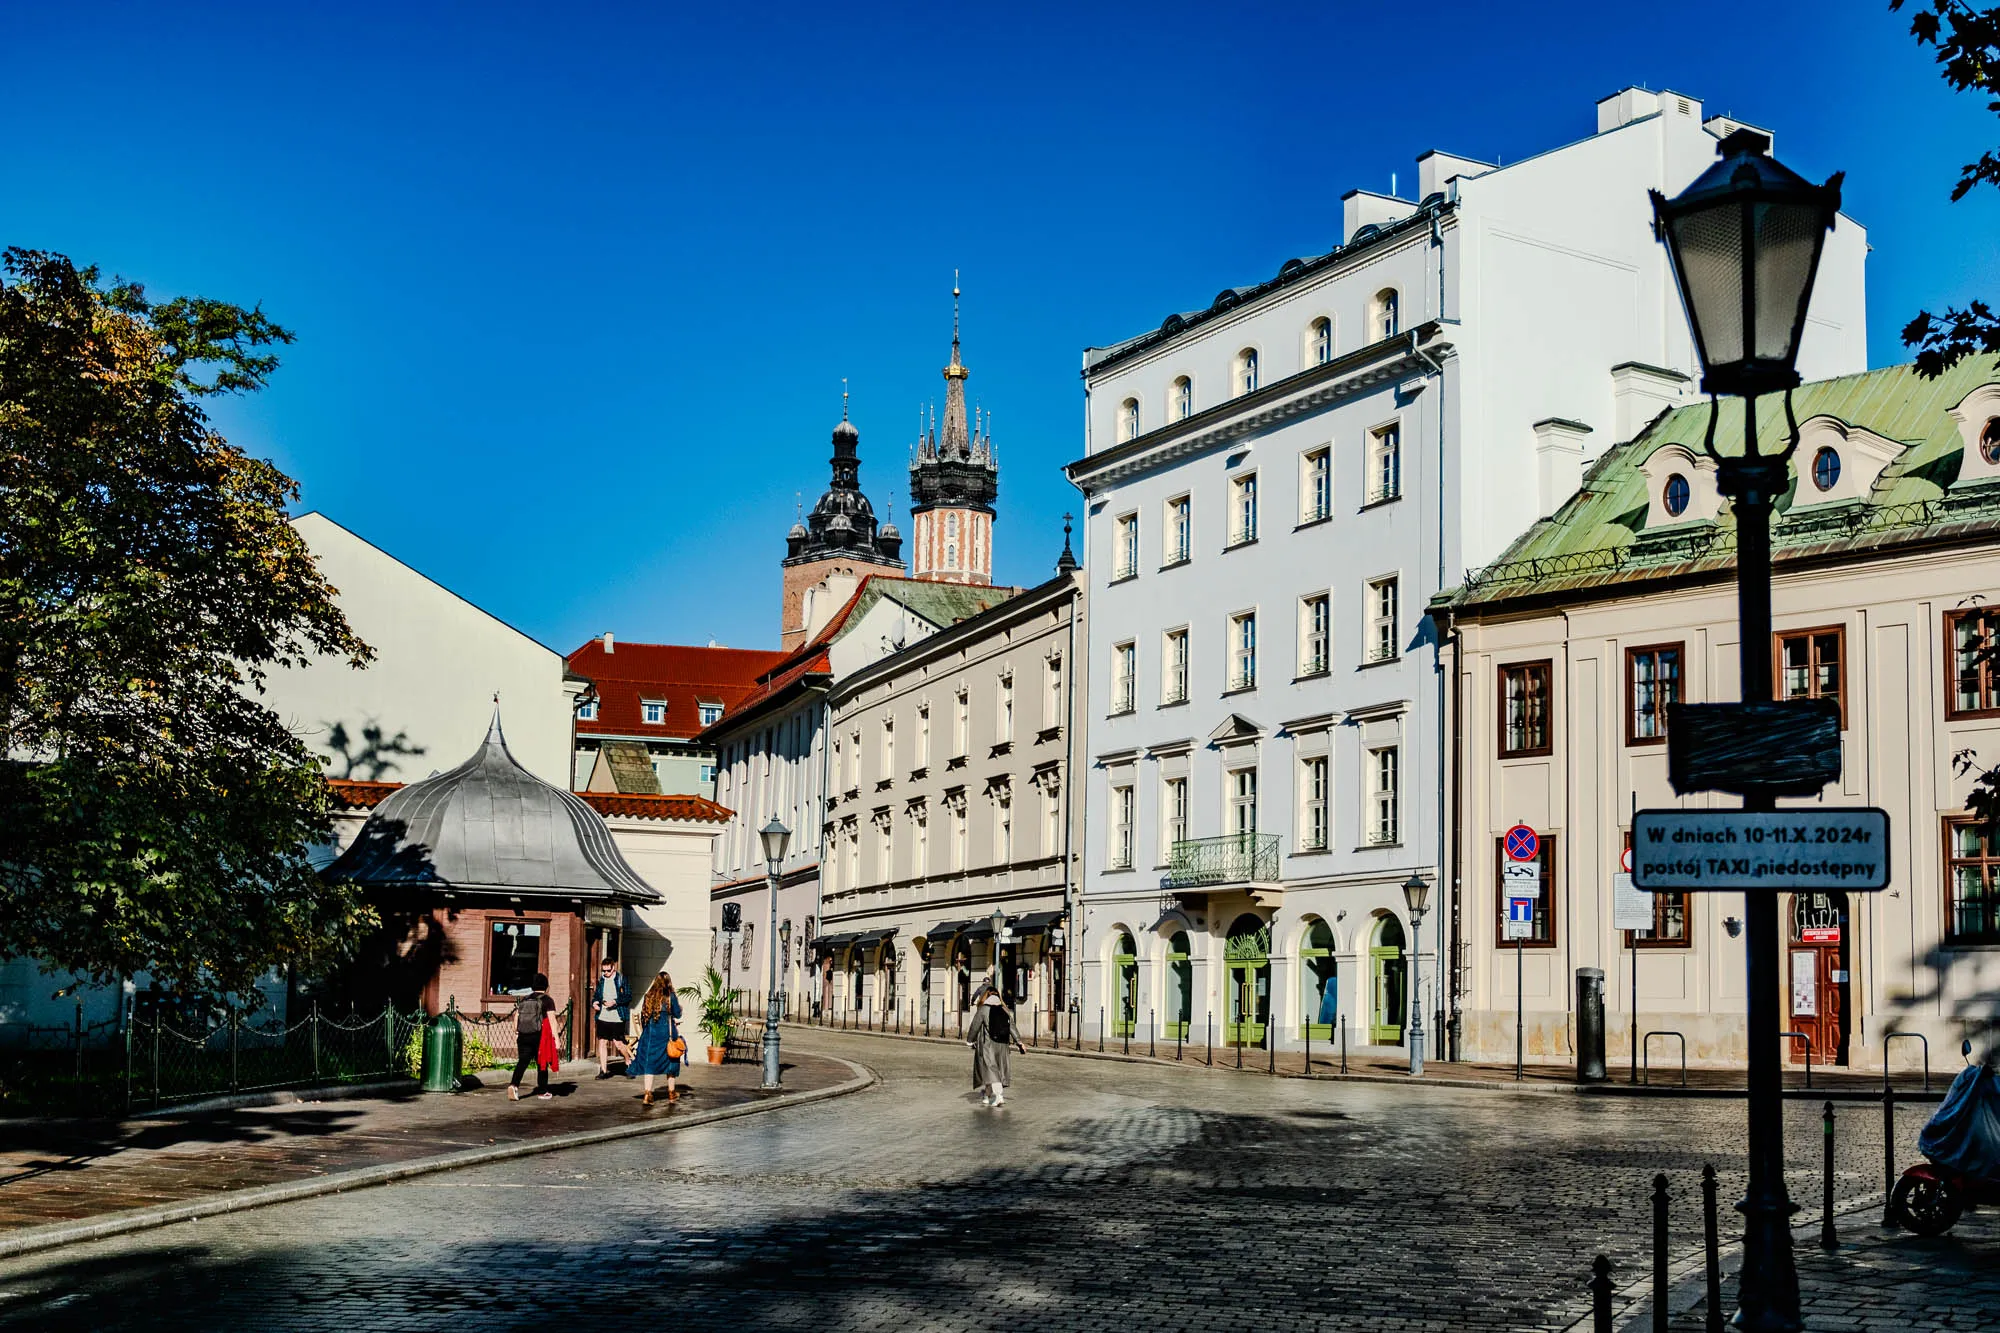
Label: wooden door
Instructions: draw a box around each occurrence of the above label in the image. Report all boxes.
[1788,893,1850,1066]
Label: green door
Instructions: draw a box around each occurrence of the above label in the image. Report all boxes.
[1369,914,1406,1045]
[1164,932,1192,1040]
[1112,932,1138,1037]
[1224,914,1270,1046]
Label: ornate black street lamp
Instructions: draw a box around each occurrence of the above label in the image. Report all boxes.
[1402,873,1430,1076]
[1651,129,1842,1333]
[758,816,791,1091]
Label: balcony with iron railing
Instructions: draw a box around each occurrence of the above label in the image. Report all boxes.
[1164,832,1281,888]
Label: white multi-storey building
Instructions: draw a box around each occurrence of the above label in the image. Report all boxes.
[1068,88,1868,1060]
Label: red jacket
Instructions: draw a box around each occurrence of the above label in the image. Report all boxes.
[537,1015,561,1071]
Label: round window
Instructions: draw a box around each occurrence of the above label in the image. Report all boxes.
[1663,473,1691,518]
[1812,446,1841,492]
[1982,418,2000,466]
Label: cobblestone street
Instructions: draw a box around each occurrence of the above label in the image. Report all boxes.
[0,1030,1986,1331]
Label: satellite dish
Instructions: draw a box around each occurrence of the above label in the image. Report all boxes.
[890,621,907,649]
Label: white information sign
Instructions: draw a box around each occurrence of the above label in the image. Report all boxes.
[1631,808,1891,892]
[1611,872,1653,931]
[1501,861,1543,900]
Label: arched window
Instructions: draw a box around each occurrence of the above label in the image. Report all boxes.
[1374,289,1400,341]
[1300,919,1336,1040]
[1236,348,1259,396]
[1311,317,1333,365]
[1663,474,1691,518]
[1120,397,1141,442]
[1173,375,1193,420]
[1368,914,1406,1045]
[1112,931,1139,1037]
[1812,447,1841,492]
[1164,930,1192,1039]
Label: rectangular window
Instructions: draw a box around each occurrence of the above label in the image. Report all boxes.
[699,763,716,786]
[1109,784,1134,869]
[488,920,546,995]
[1495,835,1557,946]
[997,674,1014,743]
[1299,593,1330,677]
[1161,776,1188,860]
[847,826,860,888]
[1498,660,1554,757]
[1301,448,1332,523]
[1229,611,1257,691]
[1946,818,2000,944]
[1947,610,2000,718]
[1298,755,1329,851]
[577,699,599,721]
[954,689,969,757]
[697,702,723,726]
[880,719,895,780]
[879,820,894,881]
[993,790,1012,863]
[1045,656,1063,729]
[1166,495,1192,565]
[1778,627,1844,724]
[1114,512,1139,580]
[1043,784,1061,857]
[1229,473,1258,546]
[914,808,930,875]
[916,705,931,770]
[1368,746,1399,845]
[1366,577,1399,663]
[951,802,968,871]
[1162,628,1189,704]
[1229,766,1259,835]
[641,700,667,725]
[1626,643,1683,745]
[849,730,862,788]
[1368,425,1401,503]
[1112,641,1137,714]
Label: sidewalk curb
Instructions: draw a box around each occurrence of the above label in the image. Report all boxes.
[777,1024,1940,1100]
[0,1056,878,1263]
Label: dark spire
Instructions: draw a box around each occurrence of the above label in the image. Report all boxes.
[785,406,904,570]
[1056,512,1079,575]
[910,275,999,519]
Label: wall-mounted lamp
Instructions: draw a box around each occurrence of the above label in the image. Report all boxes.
[1723,917,1743,939]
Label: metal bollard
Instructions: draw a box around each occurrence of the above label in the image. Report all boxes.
[1340,1013,1348,1074]
[1652,1173,1669,1333]
[1207,1012,1213,1067]
[1701,1164,1721,1333]
[1305,1021,1311,1075]
[1268,1028,1275,1075]
[1589,1254,1613,1333]
[1099,1008,1104,1054]
[1821,1101,1838,1250]
[1882,1082,1899,1229]
[1123,1014,1129,1057]
[1177,1020,1184,1062]
[1149,1009,1155,1059]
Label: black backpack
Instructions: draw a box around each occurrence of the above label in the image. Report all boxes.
[988,1003,1012,1044]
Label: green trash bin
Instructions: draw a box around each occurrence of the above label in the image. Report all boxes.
[421,1011,462,1092]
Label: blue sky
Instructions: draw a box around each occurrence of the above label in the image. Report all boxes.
[3,1,1992,653]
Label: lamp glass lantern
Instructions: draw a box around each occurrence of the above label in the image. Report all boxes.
[759,816,791,867]
[1402,872,1430,919]
[1649,129,1842,399]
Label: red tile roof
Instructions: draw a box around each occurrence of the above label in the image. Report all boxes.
[328,779,402,809]
[576,791,735,824]
[566,641,788,743]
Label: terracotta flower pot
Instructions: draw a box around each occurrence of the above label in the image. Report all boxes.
[706,1045,726,1065]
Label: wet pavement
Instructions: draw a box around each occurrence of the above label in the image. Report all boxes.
[0,1029,1985,1331]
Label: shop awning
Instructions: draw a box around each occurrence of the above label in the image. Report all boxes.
[851,927,899,952]
[1010,910,1064,937]
[811,931,860,958]
[924,920,972,944]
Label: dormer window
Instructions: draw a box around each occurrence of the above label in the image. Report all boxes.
[1947,385,2000,487]
[642,700,667,725]
[1788,416,1901,509]
[577,699,598,722]
[1663,474,1691,518]
[1983,418,2000,465]
[698,702,724,726]
[1811,447,1841,492]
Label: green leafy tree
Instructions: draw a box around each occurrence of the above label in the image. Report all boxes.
[1893,2,2000,374]
[0,248,375,997]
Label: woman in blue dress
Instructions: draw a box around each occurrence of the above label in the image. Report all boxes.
[626,965,684,1106]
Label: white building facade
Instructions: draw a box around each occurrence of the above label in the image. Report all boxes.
[1069,88,1868,1059]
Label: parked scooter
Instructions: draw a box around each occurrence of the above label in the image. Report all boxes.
[1889,1039,2000,1236]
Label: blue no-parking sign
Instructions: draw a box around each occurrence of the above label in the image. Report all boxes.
[1504,824,1540,862]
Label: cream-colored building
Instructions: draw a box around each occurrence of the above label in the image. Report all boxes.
[813,568,1083,1035]
[1437,359,2000,1072]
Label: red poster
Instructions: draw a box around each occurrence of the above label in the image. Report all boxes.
[1800,927,1840,944]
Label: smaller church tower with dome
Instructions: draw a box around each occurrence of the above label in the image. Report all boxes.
[780,405,905,651]
[908,282,999,586]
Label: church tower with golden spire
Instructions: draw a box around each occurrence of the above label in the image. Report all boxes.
[908,276,999,585]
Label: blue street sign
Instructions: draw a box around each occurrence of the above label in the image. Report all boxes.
[1508,898,1535,923]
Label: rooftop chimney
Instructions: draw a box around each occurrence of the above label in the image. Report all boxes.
[602,632,614,654]
[1532,418,1594,518]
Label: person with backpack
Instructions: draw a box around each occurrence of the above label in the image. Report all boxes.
[507,972,559,1101]
[964,980,1024,1107]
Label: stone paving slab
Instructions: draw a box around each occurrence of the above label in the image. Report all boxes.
[0,1051,852,1244]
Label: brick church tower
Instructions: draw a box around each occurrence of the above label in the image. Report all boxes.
[908,282,999,585]
[780,403,904,651]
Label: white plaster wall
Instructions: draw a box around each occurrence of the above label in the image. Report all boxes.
[608,819,723,993]
[260,514,573,788]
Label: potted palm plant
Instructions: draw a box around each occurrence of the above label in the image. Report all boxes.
[693,966,738,1065]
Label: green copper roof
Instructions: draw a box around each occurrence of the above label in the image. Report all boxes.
[1440,356,2000,614]
[845,577,1015,635]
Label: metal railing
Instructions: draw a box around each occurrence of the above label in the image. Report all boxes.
[1642,1030,1687,1088]
[1164,833,1280,888]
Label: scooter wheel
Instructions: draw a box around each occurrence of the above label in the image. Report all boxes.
[1889,1173,1963,1236]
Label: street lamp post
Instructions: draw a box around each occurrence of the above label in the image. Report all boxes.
[990,907,1009,1000]
[1402,873,1431,1077]
[758,816,791,1091]
[1652,128,1842,1333]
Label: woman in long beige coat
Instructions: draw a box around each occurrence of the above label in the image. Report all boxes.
[964,983,1023,1106]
